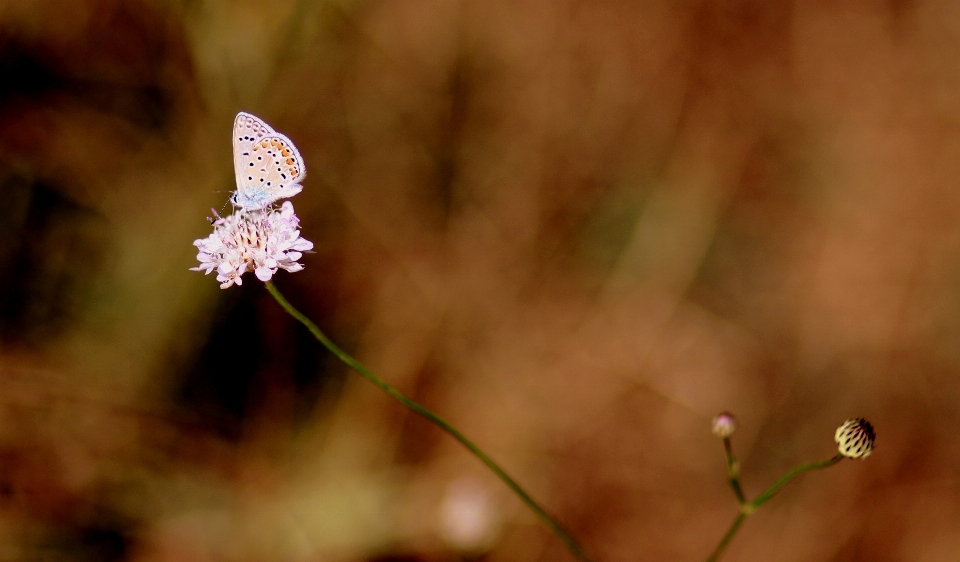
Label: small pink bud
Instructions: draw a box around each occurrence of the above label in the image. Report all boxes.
[711,412,738,439]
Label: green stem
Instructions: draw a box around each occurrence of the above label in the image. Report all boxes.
[265,281,594,562]
[704,512,746,562]
[704,453,845,562]
[722,438,746,505]
[749,454,843,509]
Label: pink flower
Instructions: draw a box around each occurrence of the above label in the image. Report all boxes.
[191,201,313,288]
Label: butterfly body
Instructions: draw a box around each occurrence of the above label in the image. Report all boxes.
[231,112,306,209]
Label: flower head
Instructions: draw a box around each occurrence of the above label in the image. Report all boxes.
[439,477,501,554]
[711,411,738,439]
[835,418,875,459]
[191,201,313,288]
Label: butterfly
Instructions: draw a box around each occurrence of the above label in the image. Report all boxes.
[231,112,306,209]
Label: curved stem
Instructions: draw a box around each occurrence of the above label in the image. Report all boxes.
[265,281,594,562]
[749,454,843,509]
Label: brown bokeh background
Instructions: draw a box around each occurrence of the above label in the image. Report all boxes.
[0,0,956,560]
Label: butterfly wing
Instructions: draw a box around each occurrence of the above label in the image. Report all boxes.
[231,112,306,209]
[233,133,306,209]
[233,112,275,193]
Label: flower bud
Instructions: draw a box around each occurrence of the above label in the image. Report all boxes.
[834,418,875,459]
[711,412,738,439]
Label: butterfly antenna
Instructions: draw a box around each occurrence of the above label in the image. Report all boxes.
[212,186,237,211]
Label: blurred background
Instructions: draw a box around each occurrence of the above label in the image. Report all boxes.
[0,0,958,560]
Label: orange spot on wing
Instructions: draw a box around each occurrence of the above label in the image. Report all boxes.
[286,158,294,165]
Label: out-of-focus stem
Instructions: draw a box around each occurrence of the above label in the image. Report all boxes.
[705,512,746,562]
[723,438,746,505]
